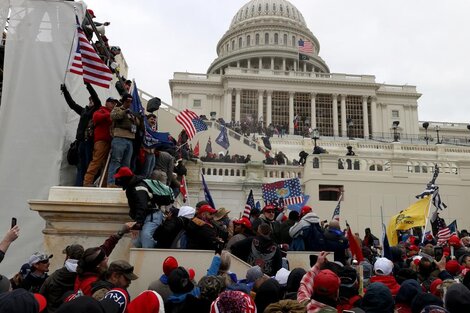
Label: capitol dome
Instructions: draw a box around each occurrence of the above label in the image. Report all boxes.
[207,0,329,74]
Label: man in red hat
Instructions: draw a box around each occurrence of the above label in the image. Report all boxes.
[113,167,164,248]
[185,204,223,250]
[226,217,253,250]
[252,205,281,243]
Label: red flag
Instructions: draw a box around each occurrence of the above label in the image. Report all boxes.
[180,176,188,203]
[347,226,364,262]
[193,141,200,157]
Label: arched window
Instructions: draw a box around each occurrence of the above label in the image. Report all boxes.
[274,33,278,44]
[265,33,269,45]
[238,37,242,48]
[280,4,283,13]
[283,34,287,46]
[292,36,296,47]
[226,43,229,52]
[273,3,276,11]
[247,35,251,46]
[265,3,269,12]
[255,33,260,45]
[258,4,262,12]
[231,40,235,50]
[287,6,290,16]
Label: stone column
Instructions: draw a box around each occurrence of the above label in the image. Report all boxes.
[224,89,233,121]
[235,89,241,121]
[362,96,369,138]
[311,92,316,129]
[237,61,240,68]
[282,58,286,71]
[294,60,297,71]
[370,96,377,138]
[303,61,307,72]
[258,90,264,122]
[332,94,339,137]
[259,58,262,69]
[289,92,295,134]
[271,57,274,70]
[267,90,273,126]
[247,59,251,69]
[340,94,347,137]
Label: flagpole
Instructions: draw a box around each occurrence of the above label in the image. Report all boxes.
[421,196,434,244]
[63,7,79,84]
[380,206,385,257]
[184,175,190,206]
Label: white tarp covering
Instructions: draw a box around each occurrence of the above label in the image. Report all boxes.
[0,0,119,275]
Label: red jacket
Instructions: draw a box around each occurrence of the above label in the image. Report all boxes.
[92,106,112,143]
[370,275,400,296]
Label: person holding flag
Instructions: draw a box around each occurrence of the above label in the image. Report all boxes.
[107,93,141,186]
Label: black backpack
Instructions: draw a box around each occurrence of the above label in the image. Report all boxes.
[304,223,326,251]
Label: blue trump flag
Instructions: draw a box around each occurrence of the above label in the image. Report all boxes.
[130,81,173,149]
[288,195,310,212]
[215,126,230,149]
[201,173,216,209]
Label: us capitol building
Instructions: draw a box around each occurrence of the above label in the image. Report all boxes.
[166,0,470,233]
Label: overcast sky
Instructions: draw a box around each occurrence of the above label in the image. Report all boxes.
[86,0,470,123]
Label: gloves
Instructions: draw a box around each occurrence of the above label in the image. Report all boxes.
[60,84,67,92]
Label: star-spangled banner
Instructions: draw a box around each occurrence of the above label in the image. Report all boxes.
[261,178,303,205]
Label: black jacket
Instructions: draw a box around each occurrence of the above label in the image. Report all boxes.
[39,266,77,313]
[125,176,155,226]
[324,228,349,264]
[230,235,282,276]
[185,217,218,250]
[154,216,186,248]
[63,83,101,141]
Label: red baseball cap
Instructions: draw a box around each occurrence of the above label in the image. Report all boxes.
[300,206,312,217]
[233,217,252,229]
[162,256,178,276]
[113,167,134,179]
[313,269,340,297]
[262,205,275,212]
[448,235,461,247]
[408,245,419,252]
[34,293,47,312]
[199,204,217,214]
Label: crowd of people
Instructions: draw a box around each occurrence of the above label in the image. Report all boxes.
[1,197,470,312]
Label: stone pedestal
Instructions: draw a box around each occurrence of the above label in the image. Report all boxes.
[29,187,133,271]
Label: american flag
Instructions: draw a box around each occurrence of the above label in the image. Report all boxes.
[332,200,341,221]
[243,189,255,218]
[175,109,208,139]
[298,39,314,54]
[68,15,113,88]
[437,226,451,245]
[262,178,303,205]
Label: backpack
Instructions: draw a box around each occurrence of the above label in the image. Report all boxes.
[303,223,326,251]
[143,179,174,207]
[67,140,79,165]
[170,230,188,249]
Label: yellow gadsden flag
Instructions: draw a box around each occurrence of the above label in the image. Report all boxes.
[387,196,432,246]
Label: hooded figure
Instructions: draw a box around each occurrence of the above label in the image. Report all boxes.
[254,278,282,313]
[410,293,443,313]
[284,268,306,300]
[444,283,470,313]
[360,282,394,313]
[0,289,46,313]
[395,279,422,313]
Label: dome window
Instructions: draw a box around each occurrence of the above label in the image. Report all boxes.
[265,33,269,45]
[265,3,269,13]
[231,40,235,50]
[274,33,278,44]
[255,33,260,45]
[287,6,290,16]
[283,34,287,46]
[258,4,262,12]
[251,5,254,15]
[292,35,296,47]
[245,7,248,18]
[238,37,242,48]
[273,3,276,11]
[280,4,283,13]
[247,35,251,47]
